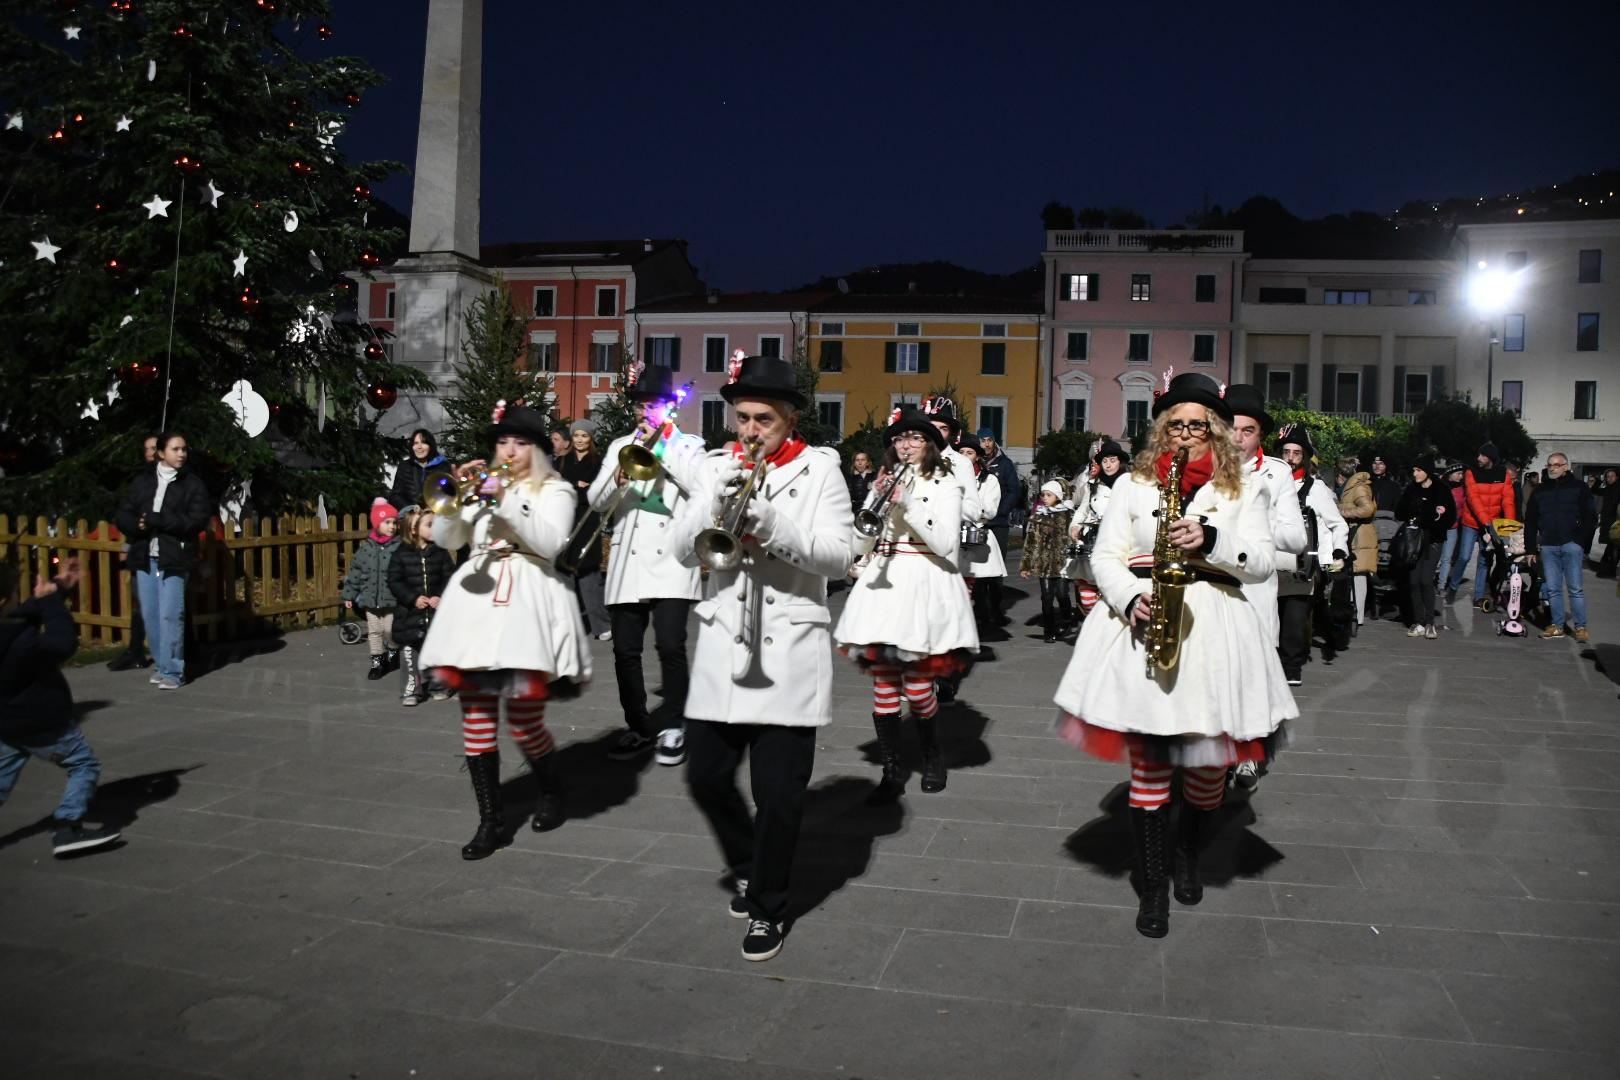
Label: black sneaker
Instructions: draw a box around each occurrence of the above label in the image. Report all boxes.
[52,820,121,857]
[741,918,785,961]
[606,730,655,760]
[1284,670,1303,686]
[729,877,749,919]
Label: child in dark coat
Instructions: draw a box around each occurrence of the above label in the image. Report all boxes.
[0,560,122,856]
[388,509,456,705]
[343,498,402,680]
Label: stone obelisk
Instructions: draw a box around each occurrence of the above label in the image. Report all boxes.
[384,0,491,434]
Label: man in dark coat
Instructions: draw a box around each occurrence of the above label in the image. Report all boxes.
[1524,452,1596,642]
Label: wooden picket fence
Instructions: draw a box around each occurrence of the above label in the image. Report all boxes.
[0,513,371,652]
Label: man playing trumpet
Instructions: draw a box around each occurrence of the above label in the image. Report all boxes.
[672,352,854,962]
[587,363,706,767]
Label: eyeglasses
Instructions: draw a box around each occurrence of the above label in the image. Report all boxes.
[892,432,927,445]
[1547,461,1568,470]
[1165,420,1211,436]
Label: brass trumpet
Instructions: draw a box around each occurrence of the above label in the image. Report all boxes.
[854,464,912,539]
[422,463,512,517]
[695,440,770,572]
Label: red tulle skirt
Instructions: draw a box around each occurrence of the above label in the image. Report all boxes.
[1055,711,1284,768]
[841,644,974,678]
[432,666,583,701]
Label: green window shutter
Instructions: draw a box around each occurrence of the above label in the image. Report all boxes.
[884,342,897,373]
[1360,365,1379,414]
[1089,274,1099,302]
[670,337,681,373]
[918,342,931,373]
[1322,364,1337,410]
[1391,364,1406,413]
[1430,364,1446,399]
[1252,363,1269,399]
[1292,363,1309,406]
[982,342,1005,374]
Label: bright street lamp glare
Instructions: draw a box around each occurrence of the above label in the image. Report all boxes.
[1468,268,1516,314]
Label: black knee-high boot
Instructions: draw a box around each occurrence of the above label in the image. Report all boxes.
[528,752,565,832]
[867,713,905,805]
[1130,807,1170,937]
[461,752,505,860]
[1173,804,1211,906]
[916,714,947,793]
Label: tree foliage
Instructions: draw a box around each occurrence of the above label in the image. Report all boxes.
[0,1,424,519]
[1267,396,1535,472]
[439,279,550,463]
[1033,429,1105,483]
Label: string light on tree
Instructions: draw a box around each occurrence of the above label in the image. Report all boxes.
[172,152,201,173]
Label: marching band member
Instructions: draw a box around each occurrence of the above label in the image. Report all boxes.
[1273,425,1348,692]
[954,438,1006,627]
[421,402,592,860]
[1052,372,1296,938]
[920,396,982,699]
[671,353,854,962]
[586,364,706,767]
[1222,384,1309,647]
[837,407,979,805]
[1068,439,1127,618]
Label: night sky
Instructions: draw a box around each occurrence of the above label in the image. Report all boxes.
[335,0,1620,290]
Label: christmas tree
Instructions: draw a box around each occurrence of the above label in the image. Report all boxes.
[0,0,425,520]
[438,278,552,463]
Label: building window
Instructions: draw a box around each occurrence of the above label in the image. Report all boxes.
[977,405,1005,444]
[1577,313,1600,351]
[1265,368,1294,403]
[1125,399,1149,440]
[1408,290,1436,305]
[383,289,396,319]
[981,342,1006,376]
[1331,370,1361,413]
[896,322,920,337]
[1130,274,1152,301]
[700,399,729,438]
[1400,371,1430,414]
[1578,249,1602,284]
[1065,331,1089,361]
[1501,381,1523,417]
[1062,398,1088,432]
[1574,381,1598,421]
[1503,313,1525,352]
[1127,333,1150,363]
[704,335,728,373]
[1257,287,1306,304]
[646,336,681,371]
[1505,251,1527,271]
[1191,333,1216,366]
[820,321,844,335]
[1061,273,1097,301]
[1194,275,1216,303]
[819,340,843,372]
[533,341,558,372]
[982,323,1006,337]
[896,342,920,373]
[1323,289,1371,305]
[591,342,618,372]
[759,334,783,358]
[818,400,843,434]
[532,287,556,317]
[595,286,618,317]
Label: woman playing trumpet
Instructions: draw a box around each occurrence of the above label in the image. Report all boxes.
[419,401,592,859]
[836,406,979,803]
[1051,373,1295,937]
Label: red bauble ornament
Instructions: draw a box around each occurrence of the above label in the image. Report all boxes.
[104,257,125,275]
[352,182,371,201]
[289,159,314,176]
[358,249,381,268]
[365,383,397,411]
[238,286,260,313]
[108,0,134,14]
[364,341,386,361]
[72,113,85,124]
[121,361,159,385]
[48,127,68,144]
[254,0,276,11]
[343,91,361,108]
[316,23,331,39]
[173,153,202,173]
[172,25,192,39]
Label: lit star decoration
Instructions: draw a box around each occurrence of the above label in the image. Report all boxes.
[232,249,248,276]
[5,113,21,131]
[32,237,61,263]
[115,115,132,132]
[64,26,80,40]
[142,193,172,218]
[202,179,223,207]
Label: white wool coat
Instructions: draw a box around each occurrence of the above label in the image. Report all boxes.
[420,475,592,683]
[1052,471,1297,742]
[1278,474,1350,598]
[940,445,983,575]
[1066,476,1117,581]
[964,472,1006,578]
[586,431,706,605]
[1242,454,1310,644]
[836,468,980,656]
[672,446,854,727]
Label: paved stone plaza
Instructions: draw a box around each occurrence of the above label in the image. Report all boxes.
[3,573,1619,1079]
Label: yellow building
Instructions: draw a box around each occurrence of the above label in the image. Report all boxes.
[808,296,1043,461]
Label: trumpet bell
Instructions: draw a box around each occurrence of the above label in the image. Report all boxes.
[694,528,743,572]
[421,469,463,516]
[619,442,661,482]
[853,509,884,538]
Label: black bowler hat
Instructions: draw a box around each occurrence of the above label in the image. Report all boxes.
[489,402,549,443]
[1152,371,1233,423]
[624,362,679,403]
[1275,423,1315,459]
[720,354,808,410]
[884,406,947,449]
[1222,383,1273,434]
[1093,438,1127,464]
[921,395,962,437]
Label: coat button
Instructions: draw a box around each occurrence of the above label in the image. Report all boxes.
[789,489,798,497]
[766,596,774,604]
[656,549,663,555]
[735,634,744,643]
[764,636,773,645]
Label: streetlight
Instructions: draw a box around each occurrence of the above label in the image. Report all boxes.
[1467,261,1520,409]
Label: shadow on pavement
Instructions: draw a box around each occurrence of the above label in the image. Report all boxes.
[497,729,652,835]
[188,633,289,679]
[854,701,993,779]
[789,775,906,922]
[1062,781,1283,886]
[1584,644,1620,696]
[0,766,197,852]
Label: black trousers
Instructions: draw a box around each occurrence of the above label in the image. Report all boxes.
[1037,576,1071,631]
[609,598,692,736]
[685,719,816,923]
[1277,593,1313,676]
[1406,543,1442,626]
[980,526,1010,620]
[1599,541,1618,575]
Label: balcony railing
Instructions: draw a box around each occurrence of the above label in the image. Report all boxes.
[1320,411,1415,426]
[1047,229,1243,253]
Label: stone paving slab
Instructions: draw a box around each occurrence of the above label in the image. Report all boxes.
[3,567,1619,1078]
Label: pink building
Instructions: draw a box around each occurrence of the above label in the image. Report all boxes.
[1041,229,1247,441]
[628,292,830,439]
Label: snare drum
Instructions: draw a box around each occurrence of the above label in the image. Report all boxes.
[959,523,988,548]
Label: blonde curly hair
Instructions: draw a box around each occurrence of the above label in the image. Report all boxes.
[1131,407,1246,499]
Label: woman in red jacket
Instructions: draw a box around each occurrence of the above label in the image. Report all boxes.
[1445,442,1517,607]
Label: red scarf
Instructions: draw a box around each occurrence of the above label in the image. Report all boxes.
[733,433,807,469]
[1155,450,1216,497]
[1292,466,1307,481]
[1251,448,1266,472]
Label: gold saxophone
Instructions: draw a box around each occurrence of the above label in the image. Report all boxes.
[1144,448,1195,678]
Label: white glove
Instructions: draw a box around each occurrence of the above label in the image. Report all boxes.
[743,495,780,542]
[709,457,746,521]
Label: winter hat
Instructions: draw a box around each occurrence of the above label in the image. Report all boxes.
[369,497,398,530]
[884,406,947,449]
[1093,438,1127,464]
[1040,479,1065,500]
[1335,455,1360,477]
[1221,383,1274,434]
[1445,460,1466,476]
[1478,441,1500,465]
[1274,423,1315,459]
[569,418,600,438]
[1413,454,1437,477]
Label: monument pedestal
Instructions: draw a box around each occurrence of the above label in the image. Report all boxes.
[381,253,492,435]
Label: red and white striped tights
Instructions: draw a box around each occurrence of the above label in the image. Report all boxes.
[460,693,555,759]
[870,665,939,719]
[1128,745,1226,812]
